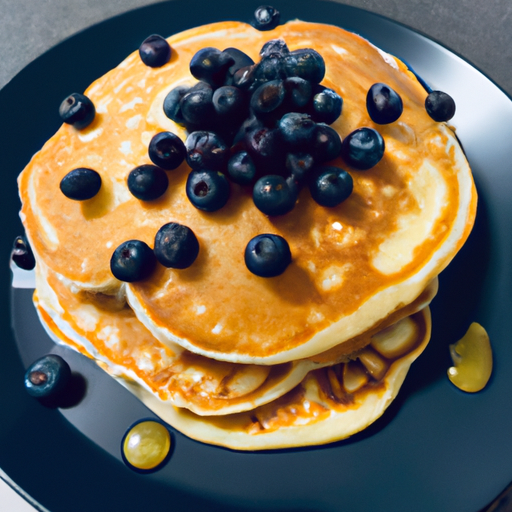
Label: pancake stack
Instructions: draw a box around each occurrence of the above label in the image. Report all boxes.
[17,19,476,450]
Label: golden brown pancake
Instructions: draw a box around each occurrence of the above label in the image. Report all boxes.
[34,258,436,417]
[18,21,475,365]
[121,308,432,450]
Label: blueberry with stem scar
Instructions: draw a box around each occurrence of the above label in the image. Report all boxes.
[110,240,156,282]
[127,165,168,201]
[309,166,353,207]
[245,234,291,277]
[139,34,171,68]
[59,93,95,129]
[148,132,186,170]
[154,222,199,269]
[24,355,71,398]
[186,169,230,212]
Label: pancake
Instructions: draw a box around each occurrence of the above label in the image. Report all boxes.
[33,258,437,417]
[120,308,432,450]
[34,262,317,416]
[18,20,476,365]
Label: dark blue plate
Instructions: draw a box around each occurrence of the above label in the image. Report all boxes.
[2,1,512,511]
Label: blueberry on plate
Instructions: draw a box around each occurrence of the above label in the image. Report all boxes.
[186,169,230,212]
[127,165,168,201]
[60,167,101,200]
[425,90,456,122]
[163,84,190,124]
[11,235,35,270]
[253,175,297,216]
[139,34,171,68]
[341,127,385,170]
[252,5,281,31]
[110,240,156,282]
[59,92,95,129]
[311,124,342,163]
[245,234,291,277]
[148,132,186,170]
[366,83,403,124]
[284,49,325,84]
[24,354,71,398]
[310,86,343,124]
[185,131,229,171]
[227,151,257,186]
[154,222,199,269]
[189,47,234,87]
[278,112,316,149]
[309,166,353,207]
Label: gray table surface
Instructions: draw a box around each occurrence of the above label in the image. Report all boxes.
[1,1,511,511]
[0,0,511,97]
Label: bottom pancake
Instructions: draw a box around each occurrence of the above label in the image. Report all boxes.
[120,308,430,450]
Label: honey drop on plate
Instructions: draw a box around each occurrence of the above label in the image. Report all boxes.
[122,420,171,471]
[447,322,492,393]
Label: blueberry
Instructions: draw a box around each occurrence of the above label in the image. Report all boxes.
[139,34,171,68]
[245,234,291,277]
[309,167,353,207]
[186,169,230,212]
[148,132,186,170]
[311,124,342,163]
[286,153,314,186]
[244,126,285,175]
[179,83,214,128]
[60,168,101,200]
[254,53,287,82]
[283,77,312,110]
[310,86,343,124]
[185,131,229,171]
[227,151,257,185]
[284,49,325,84]
[250,79,286,117]
[260,39,289,58]
[278,112,316,149]
[253,175,297,216]
[366,83,403,124]
[222,48,255,85]
[212,86,248,124]
[189,47,234,87]
[59,93,95,129]
[154,222,199,269]
[341,127,385,170]
[127,165,168,201]
[11,235,35,270]
[232,65,258,91]
[425,90,456,122]
[110,240,156,282]
[252,5,281,31]
[24,354,71,398]
[163,85,190,125]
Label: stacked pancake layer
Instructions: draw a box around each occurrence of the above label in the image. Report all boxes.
[17,19,476,449]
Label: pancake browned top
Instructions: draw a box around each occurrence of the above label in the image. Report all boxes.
[19,21,476,363]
